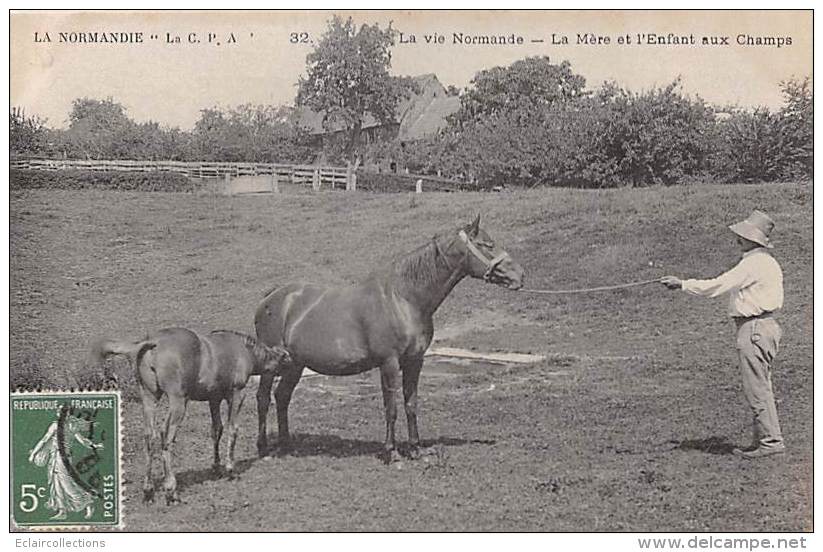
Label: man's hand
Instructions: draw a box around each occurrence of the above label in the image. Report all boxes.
[660,276,683,290]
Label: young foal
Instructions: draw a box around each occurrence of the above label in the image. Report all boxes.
[89,328,291,504]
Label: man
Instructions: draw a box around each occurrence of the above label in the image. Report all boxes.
[661,210,785,459]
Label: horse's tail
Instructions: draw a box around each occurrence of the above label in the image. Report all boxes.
[88,338,157,384]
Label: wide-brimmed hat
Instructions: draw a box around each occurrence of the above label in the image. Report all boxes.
[729,210,775,249]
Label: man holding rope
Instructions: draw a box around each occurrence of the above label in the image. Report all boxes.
[660,210,785,460]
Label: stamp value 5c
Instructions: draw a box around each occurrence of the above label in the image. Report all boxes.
[11,390,122,529]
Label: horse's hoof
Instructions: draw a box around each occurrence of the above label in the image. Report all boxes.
[165,492,180,505]
[381,449,402,465]
[142,488,155,504]
[226,469,239,481]
[212,464,224,476]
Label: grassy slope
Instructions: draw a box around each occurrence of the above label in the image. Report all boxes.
[9,183,812,531]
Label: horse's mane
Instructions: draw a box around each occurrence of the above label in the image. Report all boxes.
[210,330,282,363]
[392,232,452,292]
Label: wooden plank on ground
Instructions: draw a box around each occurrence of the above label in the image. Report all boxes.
[424,347,545,364]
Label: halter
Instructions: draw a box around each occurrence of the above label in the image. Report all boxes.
[458,230,510,281]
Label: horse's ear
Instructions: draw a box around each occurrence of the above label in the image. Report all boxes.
[467,214,481,236]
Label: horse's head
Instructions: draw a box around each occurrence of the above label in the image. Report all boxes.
[453,214,524,290]
[261,345,293,374]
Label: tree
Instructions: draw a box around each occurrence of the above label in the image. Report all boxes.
[63,98,132,159]
[776,76,812,179]
[10,107,48,155]
[597,79,715,186]
[711,108,784,183]
[450,56,588,127]
[296,16,409,163]
[189,105,313,163]
[707,77,812,183]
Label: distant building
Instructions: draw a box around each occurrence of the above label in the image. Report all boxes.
[294,74,461,155]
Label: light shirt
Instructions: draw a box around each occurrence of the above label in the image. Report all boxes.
[681,248,783,317]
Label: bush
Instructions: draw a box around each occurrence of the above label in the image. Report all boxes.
[596,80,715,186]
[400,78,717,188]
[355,170,466,192]
[9,169,201,192]
[707,79,812,183]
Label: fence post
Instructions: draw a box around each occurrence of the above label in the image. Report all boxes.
[416,179,423,193]
[271,173,279,193]
[347,166,357,191]
[224,173,232,195]
[312,169,321,191]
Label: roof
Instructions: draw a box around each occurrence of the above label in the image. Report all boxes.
[398,95,460,141]
[294,74,460,140]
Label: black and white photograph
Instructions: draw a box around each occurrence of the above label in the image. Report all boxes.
[7,9,813,541]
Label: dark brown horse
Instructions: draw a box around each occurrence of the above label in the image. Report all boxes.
[254,215,524,462]
[90,328,291,503]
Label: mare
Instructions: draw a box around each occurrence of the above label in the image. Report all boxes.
[90,328,291,503]
[254,215,524,462]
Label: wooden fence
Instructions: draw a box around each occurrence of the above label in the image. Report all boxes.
[9,158,353,189]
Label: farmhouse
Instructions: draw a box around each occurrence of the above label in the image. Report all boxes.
[294,74,461,160]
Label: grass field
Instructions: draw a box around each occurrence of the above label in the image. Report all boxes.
[9,182,812,531]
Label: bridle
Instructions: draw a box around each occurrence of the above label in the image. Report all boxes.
[458,230,511,281]
[433,230,511,282]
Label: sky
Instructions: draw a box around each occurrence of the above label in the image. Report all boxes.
[10,10,812,130]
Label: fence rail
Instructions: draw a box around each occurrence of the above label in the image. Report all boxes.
[9,158,352,189]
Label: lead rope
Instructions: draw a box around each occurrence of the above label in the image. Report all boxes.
[516,277,664,295]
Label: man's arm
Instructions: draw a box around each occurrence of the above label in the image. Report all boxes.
[661,261,753,298]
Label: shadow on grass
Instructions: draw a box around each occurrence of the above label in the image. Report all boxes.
[175,456,258,492]
[173,434,496,492]
[263,432,496,459]
[676,436,737,455]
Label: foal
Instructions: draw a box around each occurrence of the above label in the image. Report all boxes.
[90,328,291,504]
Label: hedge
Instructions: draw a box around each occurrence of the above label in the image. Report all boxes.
[9,169,200,192]
[355,170,468,193]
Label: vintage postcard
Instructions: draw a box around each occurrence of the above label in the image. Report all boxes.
[8,9,812,539]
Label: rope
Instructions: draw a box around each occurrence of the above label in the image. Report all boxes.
[516,277,664,295]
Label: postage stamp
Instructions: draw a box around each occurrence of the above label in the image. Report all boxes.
[10,390,122,530]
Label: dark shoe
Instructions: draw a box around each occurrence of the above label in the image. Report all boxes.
[732,444,759,456]
[737,445,786,460]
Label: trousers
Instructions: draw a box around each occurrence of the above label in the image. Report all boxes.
[735,317,784,448]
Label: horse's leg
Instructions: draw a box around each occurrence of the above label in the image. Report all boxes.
[256,372,276,457]
[402,356,424,459]
[274,365,305,453]
[138,387,159,503]
[208,398,223,474]
[160,395,187,504]
[380,357,402,464]
[225,390,245,477]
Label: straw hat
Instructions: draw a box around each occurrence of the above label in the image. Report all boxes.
[729,210,775,249]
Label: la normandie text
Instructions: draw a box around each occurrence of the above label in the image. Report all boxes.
[34,32,144,44]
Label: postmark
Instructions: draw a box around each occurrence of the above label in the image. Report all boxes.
[11,390,122,529]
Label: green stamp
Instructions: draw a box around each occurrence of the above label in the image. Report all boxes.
[10,390,122,529]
